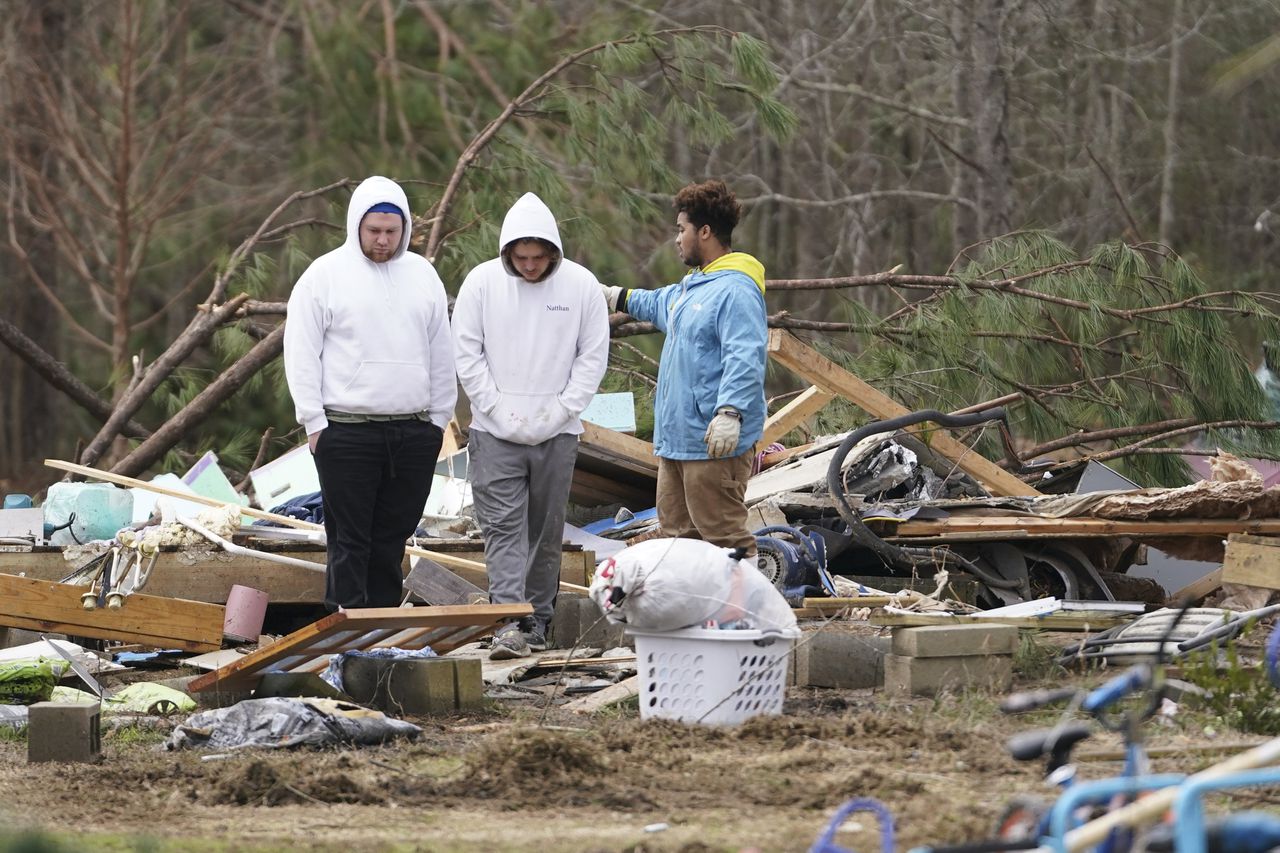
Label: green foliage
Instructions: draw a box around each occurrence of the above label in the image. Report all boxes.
[843,234,1280,486]
[1013,633,1066,681]
[1180,628,1280,735]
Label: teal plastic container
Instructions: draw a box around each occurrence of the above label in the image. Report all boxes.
[3,494,32,509]
[42,482,134,546]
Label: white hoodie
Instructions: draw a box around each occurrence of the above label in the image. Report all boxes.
[283,176,457,435]
[451,193,610,445]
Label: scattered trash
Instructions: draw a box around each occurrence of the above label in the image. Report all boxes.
[0,659,59,705]
[164,697,421,750]
[320,647,438,693]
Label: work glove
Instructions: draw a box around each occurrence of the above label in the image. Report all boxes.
[601,284,623,312]
[703,407,742,459]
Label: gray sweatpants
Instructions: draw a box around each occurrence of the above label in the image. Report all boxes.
[468,430,578,626]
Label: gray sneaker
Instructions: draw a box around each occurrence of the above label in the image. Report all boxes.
[522,617,548,652]
[489,622,530,660]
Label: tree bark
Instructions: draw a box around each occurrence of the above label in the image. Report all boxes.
[972,0,1013,238]
[78,293,250,468]
[1157,0,1185,248]
[0,316,151,440]
[110,324,285,478]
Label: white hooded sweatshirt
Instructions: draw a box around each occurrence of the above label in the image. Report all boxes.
[451,192,610,446]
[283,176,457,436]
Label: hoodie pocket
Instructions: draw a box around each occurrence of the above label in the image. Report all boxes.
[341,361,430,411]
[489,391,571,445]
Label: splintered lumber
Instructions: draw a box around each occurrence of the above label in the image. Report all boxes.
[563,674,639,713]
[578,422,656,474]
[43,458,589,594]
[0,572,223,652]
[1169,567,1225,604]
[188,603,530,692]
[765,331,1039,497]
[1222,534,1280,591]
[762,385,836,446]
[869,610,1130,631]
[889,515,1280,541]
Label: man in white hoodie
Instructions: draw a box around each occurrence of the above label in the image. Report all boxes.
[284,176,456,612]
[452,193,610,659]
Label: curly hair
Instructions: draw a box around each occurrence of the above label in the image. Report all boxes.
[674,179,742,247]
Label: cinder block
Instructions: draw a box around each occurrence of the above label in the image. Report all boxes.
[254,672,349,700]
[28,702,101,763]
[882,652,1013,697]
[550,594,628,650]
[342,657,457,716]
[451,658,485,712]
[790,630,889,689]
[891,624,1020,658]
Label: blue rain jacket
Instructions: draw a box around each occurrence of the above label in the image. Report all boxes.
[624,255,767,460]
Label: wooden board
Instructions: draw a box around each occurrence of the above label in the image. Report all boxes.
[0,572,224,652]
[579,422,657,473]
[189,603,531,692]
[1,545,591,603]
[404,557,486,605]
[766,331,1039,497]
[869,610,1129,631]
[563,674,639,713]
[889,516,1280,541]
[1222,534,1280,591]
[762,385,836,447]
[1169,567,1225,605]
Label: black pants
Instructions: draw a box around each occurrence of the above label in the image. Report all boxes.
[313,419,443,611]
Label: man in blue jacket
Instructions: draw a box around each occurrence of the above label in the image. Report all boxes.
[603,180,766,555]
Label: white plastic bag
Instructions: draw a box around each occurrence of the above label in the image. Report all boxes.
[590,538,797,633]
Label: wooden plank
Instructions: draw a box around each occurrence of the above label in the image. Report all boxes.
[579,422,657,473]
[762,386,835,447]
[43,458,589,594]
[439,419,466,458]
[189,603,530,692]
[0,572,223,652]
[563,674,639,713]
[570,467,653,508]
[1222,534,1280,591]
[1169,567,1225,604]
[765,331,1039,497]
[868,611,1129,631]
[404,557,486,605]
[890,516,1280,540]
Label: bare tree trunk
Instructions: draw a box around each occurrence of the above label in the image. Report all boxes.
[949,4,979,254]
[111,324,285,478]
[972,0,1013,238]
[1158,0,1185,248]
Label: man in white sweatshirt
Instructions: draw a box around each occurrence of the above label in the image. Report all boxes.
[283,176,456,612]
[452,193,610,659]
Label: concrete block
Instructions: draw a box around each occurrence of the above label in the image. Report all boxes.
[254,672,349,701]
[342,657,457,716]
[0,628,64,650]
[28,702,101,763]
[790,630,889,689]
[550,594,628,651]
[891,624,1020,659]
[451,658,485,712]
[882,652,1013,697]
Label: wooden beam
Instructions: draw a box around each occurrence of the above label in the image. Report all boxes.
[1169,567,1225,604]
[0,572,223,651]
[869,611,1129,631]
[765,331,1038,497]
[439,419,466,458]
[890,516,1280,540]
[762,386,835,446]
[43,458,587,593]
[1222,534,1280,591]
[579,422,657,473]
[563,674,639,713]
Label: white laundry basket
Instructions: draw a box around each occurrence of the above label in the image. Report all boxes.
[628,626,799,726]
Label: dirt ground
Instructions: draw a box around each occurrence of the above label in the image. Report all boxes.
[0,637,1271,853]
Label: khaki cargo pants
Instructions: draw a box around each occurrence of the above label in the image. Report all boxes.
[655,451,756,555]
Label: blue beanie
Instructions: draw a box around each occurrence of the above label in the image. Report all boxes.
[366,202,404,217]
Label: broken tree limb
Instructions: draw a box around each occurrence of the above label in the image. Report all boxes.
[110,324,284,478]
[766,330,1039,497]
[0,314,151,439]
[78,292,251,468]
[43,459,589,594]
